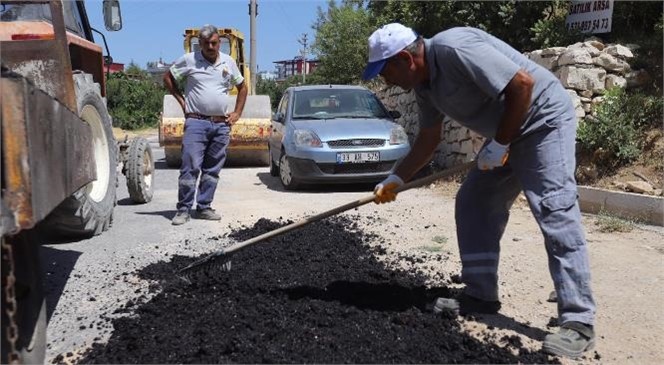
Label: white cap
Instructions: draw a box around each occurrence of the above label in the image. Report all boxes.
[362,23,417,80]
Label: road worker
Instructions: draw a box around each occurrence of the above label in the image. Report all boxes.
[364,23,596,359]
[164,24,247,225]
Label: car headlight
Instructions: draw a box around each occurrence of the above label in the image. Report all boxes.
[389,126,408,145]
[293,129,322,147]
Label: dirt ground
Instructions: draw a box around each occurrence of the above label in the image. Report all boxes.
[359,182,664,364]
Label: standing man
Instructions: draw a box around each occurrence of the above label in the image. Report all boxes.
[364,23,596,359]
[164,24,247,225]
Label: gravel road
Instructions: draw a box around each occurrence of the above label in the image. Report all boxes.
[43,139,664,364]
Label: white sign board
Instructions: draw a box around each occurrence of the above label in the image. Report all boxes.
[566,0,614,34]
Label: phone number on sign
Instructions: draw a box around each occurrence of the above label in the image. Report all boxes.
[567,17,610,32]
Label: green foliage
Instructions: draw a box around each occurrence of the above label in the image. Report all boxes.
[309,1,663,91]
[367,0,555,51]
[256,76,289,110]
[106,67,166,130]
[365,1,663,52]
[311,0,373,84]
[256,75,315,110]
[577,88,664,170]
[530,1,584,48]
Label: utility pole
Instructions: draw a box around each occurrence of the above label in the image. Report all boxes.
[249,0,257,95]
[298,33,307,84]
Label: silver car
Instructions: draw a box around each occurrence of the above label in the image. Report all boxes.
[268,85,410,190]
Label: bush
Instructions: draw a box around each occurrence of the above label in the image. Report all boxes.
[106,71,166,130]
[577,87,664,170]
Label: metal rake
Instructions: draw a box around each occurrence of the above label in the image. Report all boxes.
[176,161,474,282]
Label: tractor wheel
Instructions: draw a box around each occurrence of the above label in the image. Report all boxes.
[39,73,117,238]
[125,137,154,204]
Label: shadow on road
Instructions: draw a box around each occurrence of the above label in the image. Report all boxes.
[256,172,375,194]
[116,197,135,206]
[40,246,81,322]
[472,313,552,342]
[134,210,176,221]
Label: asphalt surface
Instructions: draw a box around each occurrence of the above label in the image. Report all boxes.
[42,139,381,362]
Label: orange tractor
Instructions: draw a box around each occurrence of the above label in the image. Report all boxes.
[1,1,152,363]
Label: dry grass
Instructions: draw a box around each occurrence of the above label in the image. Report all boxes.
[594,209,636,233]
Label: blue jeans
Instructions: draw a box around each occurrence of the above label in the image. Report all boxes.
[176,118,230,212]
[455,108,596,326]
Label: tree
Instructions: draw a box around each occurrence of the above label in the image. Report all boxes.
[311,0,374,84]
[256,75,315,110]
[124,61,148,78]
[256,76,285,110]
[367,0,559,51]
[106,66,166,130]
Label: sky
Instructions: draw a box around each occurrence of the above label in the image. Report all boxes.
[85,0,328,73]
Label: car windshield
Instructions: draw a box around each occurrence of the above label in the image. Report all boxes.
[291,89,390,120]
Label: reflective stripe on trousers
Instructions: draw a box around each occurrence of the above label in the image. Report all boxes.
[455,110,595,325]
[176,118,230,211]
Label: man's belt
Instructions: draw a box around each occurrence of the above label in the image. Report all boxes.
[185,113,228,123]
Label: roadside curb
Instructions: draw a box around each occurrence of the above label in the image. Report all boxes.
[578,186,664,227]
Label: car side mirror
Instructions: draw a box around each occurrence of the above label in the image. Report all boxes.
[389,110,401,119]
[272,112,284,123]
[103,0,123,31]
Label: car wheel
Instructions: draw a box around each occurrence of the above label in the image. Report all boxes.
[279,152,301,190]
[269,146,279,177]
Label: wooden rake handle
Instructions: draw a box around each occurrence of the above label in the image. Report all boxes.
[223,161,475,255]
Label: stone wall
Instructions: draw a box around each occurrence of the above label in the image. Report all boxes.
[372,39,650,168]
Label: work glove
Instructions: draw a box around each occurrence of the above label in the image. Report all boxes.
[477,139,509,171]
[374,174,404,204]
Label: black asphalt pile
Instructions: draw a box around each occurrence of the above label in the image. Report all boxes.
[74,216,556,364]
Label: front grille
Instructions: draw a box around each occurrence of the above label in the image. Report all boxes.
[318,161,395,174]
[327,139,385,149]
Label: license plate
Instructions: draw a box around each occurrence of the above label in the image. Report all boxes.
[336,151,380,164]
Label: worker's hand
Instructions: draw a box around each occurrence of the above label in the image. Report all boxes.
[227,111,241,125]
[477,139,509,170]
[374,174,404,204]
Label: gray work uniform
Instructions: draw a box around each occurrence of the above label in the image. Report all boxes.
[169,52,244,212]
[415,27,595,326]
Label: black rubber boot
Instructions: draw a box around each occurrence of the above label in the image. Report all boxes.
[542,321,595,358]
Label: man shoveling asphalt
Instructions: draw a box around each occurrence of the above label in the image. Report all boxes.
[365,23,596,359]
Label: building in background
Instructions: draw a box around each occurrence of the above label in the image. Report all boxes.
[104,62,124,73]
[273,56,319,81]
[146,58,174,84]
[257,70,277,81]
